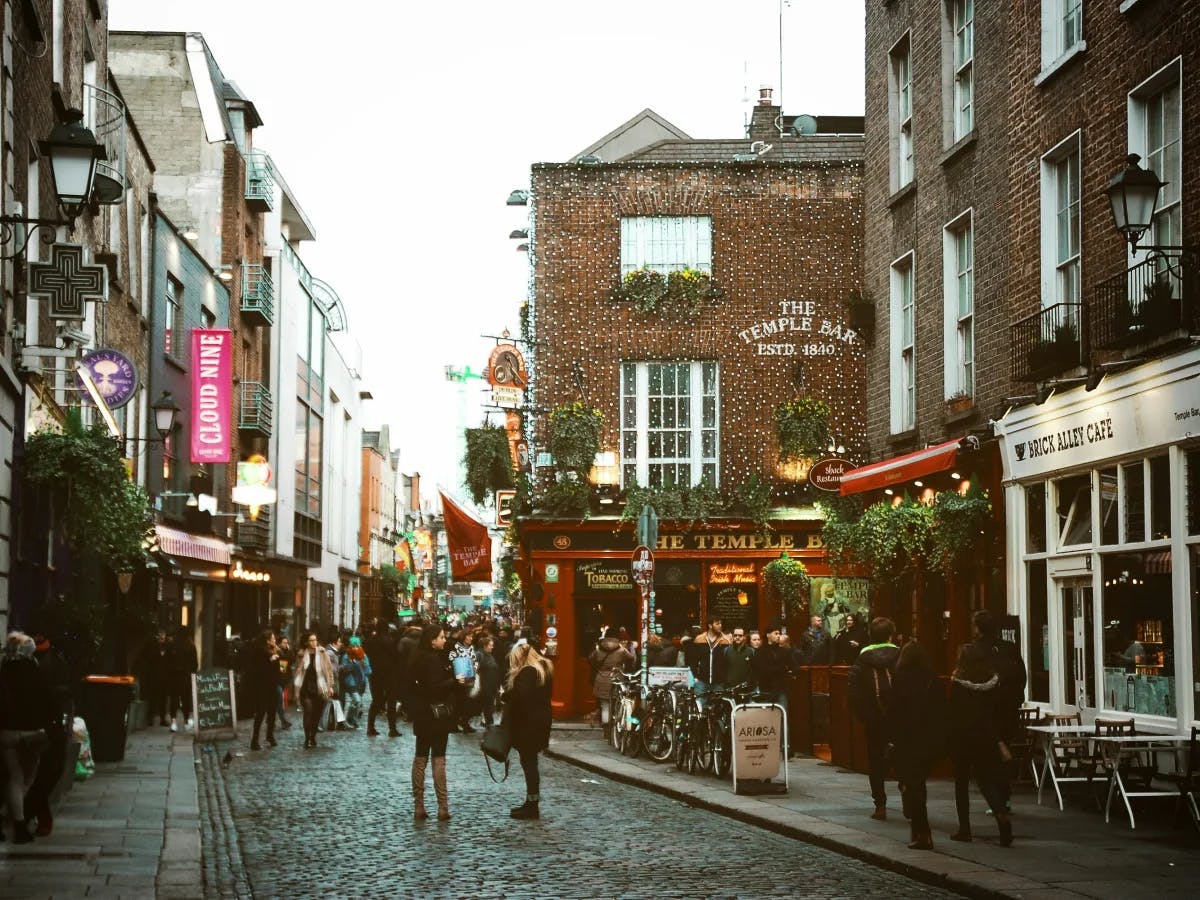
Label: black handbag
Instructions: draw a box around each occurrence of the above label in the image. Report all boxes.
[429,701,453,721]
[481,722,512,782]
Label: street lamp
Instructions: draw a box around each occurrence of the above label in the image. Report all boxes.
[150,391,180,440]
[0,109,106,260]
[1106,154,1165,251]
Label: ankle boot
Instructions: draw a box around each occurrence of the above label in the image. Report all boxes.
[432,756,450,820]
[996,812,1013,847]
[411,756,428,821]
[907,825,933,850]
[510,797,540,820]
[870,804,886,821]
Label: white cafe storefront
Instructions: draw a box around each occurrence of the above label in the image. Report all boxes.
[993,347,1200,730]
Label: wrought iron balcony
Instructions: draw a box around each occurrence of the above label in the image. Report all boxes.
[1090,249,1196,352]
[1011,302,1087,383]
[244,152,275,211]
[84,83,126,204]
[241,263,274,326]
[238,381,273,438]
[236,506,271,553]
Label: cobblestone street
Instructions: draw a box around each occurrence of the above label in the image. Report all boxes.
[207,722,962,900]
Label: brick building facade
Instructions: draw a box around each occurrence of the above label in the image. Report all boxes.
[518,100,867,717]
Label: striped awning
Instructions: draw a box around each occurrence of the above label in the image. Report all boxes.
[154,525,232,566]
[840,438,961,495]
[1144,550,1172,575]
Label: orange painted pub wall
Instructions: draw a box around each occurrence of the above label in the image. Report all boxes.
[520,518,854,719]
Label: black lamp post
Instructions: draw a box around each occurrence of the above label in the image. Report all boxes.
[1106,154,1166,252]
[1,109,106,259]
[150,391,180,440]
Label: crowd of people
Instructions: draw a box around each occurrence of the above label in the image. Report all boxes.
[230,613,553,822]
[589,612,870,726]
[587,609,1027,852]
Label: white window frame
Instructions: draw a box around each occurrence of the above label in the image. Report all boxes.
[1128,57,1182,261]
[943,211,974,399]
[889,32,914,191]
[890,253,916,434]
[1039,131,1082,312]
[949,0,974,142]
[619,216,712,275]
[619,361,719,489]
[1040,0,1084,72]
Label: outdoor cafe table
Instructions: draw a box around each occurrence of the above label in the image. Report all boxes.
[1028,724,1102,811]
[1093,733,1192,829]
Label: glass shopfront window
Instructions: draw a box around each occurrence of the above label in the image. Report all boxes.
[1026,483,1046,553]
[1187,447,1200,535]
[1027,560,1049,703]
[1192,546,1200,720]
[1123,461,1145,542]
[1099,468,1118,545]
[1055,473,1092,547]
[1101,552,1175,718]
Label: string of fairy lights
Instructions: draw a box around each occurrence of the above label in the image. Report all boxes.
[514,151,869,502]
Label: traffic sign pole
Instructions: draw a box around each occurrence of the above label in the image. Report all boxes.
[631,544,655,684]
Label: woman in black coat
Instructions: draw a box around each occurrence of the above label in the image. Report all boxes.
[0,632,54,843]
[245,630,280,751]
[949,643,1011,846]
[408,624,457,821]
[885,641,946,850]
[505,642,554,820]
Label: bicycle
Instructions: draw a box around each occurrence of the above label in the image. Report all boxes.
[640,682,676,762]
[669,685,701,772]
[608,671,643,758]
[703,683,760,778]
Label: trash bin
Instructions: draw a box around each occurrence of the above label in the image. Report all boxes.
[80,675,136,763]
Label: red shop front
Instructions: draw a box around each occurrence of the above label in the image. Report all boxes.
[517,517,841,719]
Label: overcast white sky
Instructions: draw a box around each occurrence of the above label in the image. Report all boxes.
[110,0,865,498]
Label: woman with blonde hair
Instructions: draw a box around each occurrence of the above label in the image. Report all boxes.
[505,641,553,820]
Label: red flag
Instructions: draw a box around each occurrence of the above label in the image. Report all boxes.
[440,492,492,582]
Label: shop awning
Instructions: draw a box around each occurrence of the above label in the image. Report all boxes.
[154,525,232,565]
[1144,550,1172,575]
[840,438,962,495]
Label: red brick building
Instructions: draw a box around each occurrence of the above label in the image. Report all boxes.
[517,97,867,717]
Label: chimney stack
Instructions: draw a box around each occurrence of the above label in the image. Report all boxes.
[750,85,780,142]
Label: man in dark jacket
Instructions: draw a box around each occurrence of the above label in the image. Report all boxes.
[364,623,401,737]
[394,625,423,721]
[136,631,169,726]
[685,616,729,697]
[25,631,71,836]
[750,622,791,709]
[164,628,198,732]
[833,613,869,666]
[798,615,832,665]
[848,616,900,820]
[723,627,755,688]
[969,609,1027,813]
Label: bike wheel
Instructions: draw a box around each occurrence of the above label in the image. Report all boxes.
[706,717,722,776]
[673,720,688,769]
[713,722,732,778]
[688,719,707,775]
[608,692,622,752]
[643,706,674,762]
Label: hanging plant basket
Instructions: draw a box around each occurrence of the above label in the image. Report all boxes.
[547,401,603,473]
[775,396,832,462]
[762,553,810,618]
[612,267,723,316]
[929,483,992,575]
[463,426,515,505]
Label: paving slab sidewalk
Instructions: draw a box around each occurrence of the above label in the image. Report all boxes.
[548,728,1200,900]
[0,730,203,900]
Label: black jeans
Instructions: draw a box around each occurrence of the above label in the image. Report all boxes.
[368,678,397,732]
[24,723,67,820]
[954,743,1006,830]
[481,692,496,727]
[897,759,930,833]
[301,694,324,742]
[865,721,889,807]
[251,693,276,744]
[518,747,540,799]
[167,676,192,721]
[415,731,449,758]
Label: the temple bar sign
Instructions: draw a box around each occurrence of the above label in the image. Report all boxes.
[661,532,823,552]
[527,528,823,553]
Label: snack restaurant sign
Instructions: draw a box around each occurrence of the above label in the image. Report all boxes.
[995,356,1200,481]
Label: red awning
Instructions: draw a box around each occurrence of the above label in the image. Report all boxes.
[840,438,961,495]
[154,525,232,565]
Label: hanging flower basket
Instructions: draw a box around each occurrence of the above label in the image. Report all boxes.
[774,396,832,462]
[612,267,723,316]
[762,553,810,618]
[463,426,515,505]
[547,401,603,473]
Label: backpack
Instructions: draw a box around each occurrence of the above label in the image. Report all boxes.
[870,666,893,717]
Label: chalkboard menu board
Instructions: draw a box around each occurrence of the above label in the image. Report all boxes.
[191,668,238,740]
[709,584,757,632]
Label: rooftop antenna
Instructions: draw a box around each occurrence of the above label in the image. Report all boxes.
[777,0,791,138]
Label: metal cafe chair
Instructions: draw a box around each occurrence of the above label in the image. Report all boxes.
[1168,724,1199,832]
[1090,717,1138,809]
[1012,706,1041,784]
